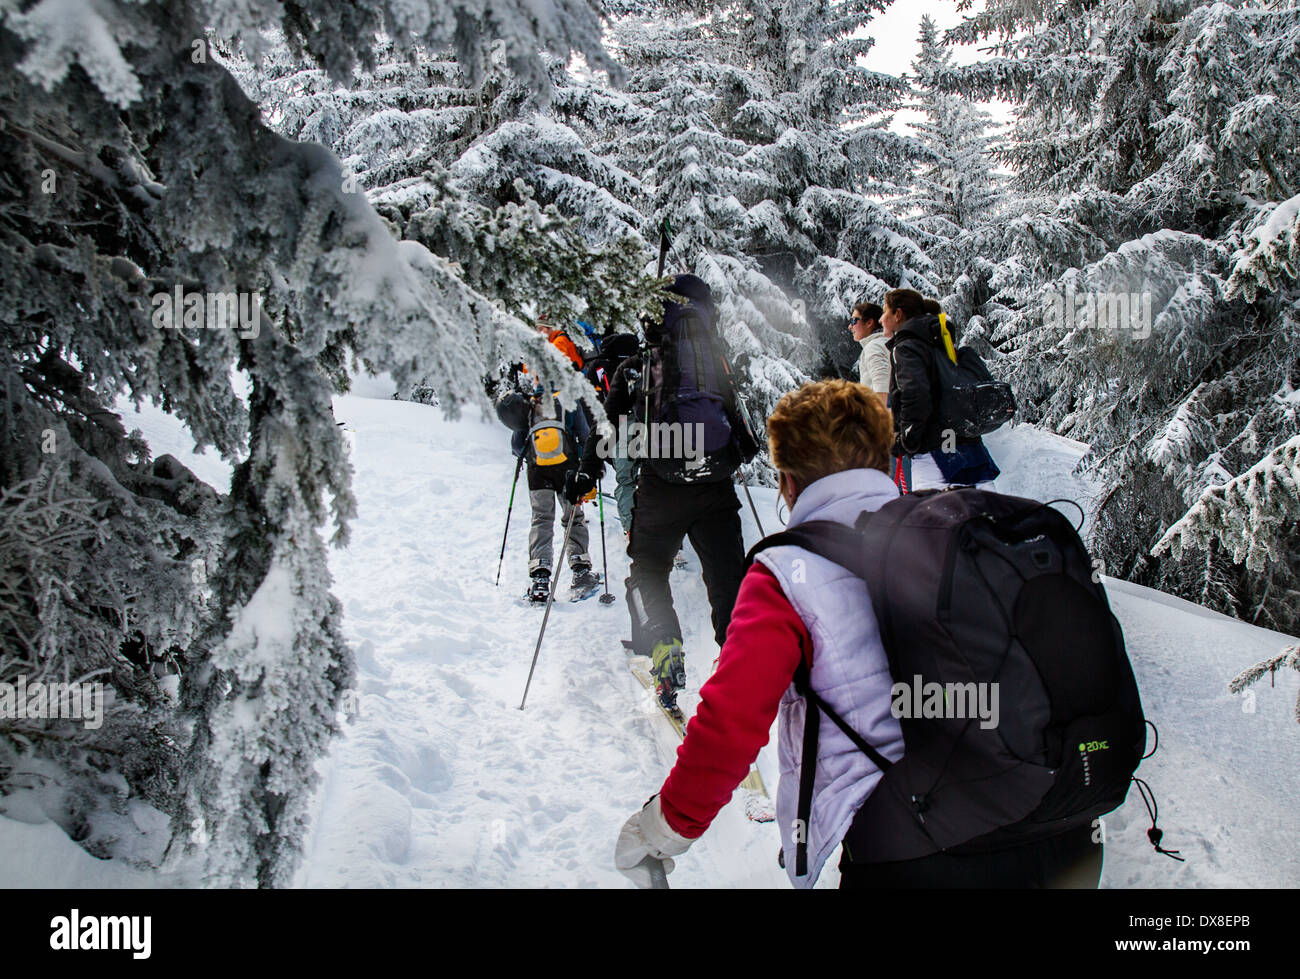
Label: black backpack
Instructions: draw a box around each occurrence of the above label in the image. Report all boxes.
[584,333,641,401]
[933,344,1016,440]
[747,488,1149,877]
[640,274,759,483]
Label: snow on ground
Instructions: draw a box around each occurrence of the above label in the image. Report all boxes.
[2,399,1296,889]
[985,423,1102,535]
[0,820,161,888]
[114,396,236,492]
[295,402,1299,888]
[1099,578,1300,888]
[295,394,789,888]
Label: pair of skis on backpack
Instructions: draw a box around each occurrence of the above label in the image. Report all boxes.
[621,639,774,823]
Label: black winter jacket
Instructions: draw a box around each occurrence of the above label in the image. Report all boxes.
[887,314,948,456]
[576,354,642,478]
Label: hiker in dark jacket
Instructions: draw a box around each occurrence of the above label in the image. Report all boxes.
[566,276,754,713]
[582,332,641,537]
[884,290,999,492]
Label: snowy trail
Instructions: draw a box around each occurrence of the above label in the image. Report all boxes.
[6,395,1292,889]
[297,401,1299,889]
[295,395,787,887]
[1098,579,1300,888]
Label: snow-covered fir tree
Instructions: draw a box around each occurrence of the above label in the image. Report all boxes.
[898,14,1004,348]
[607,0,935,415]
[940,0,1300,632]
[236,1,939,448]
[609,9,813,417]
[225,31,665,391]
[0,0,621,886]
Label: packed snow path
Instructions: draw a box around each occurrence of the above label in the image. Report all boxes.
[1,390,1296,887]
[296,394,788,887]
[292,393,1299,888]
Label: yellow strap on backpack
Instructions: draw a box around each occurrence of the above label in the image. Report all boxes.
[938,312,957,364]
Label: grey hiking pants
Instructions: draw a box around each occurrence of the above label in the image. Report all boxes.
[528,489,590,574]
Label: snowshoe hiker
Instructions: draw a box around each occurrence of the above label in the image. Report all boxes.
[885,290,1009,491]
[582,331,642,536]
[535,314,585,371]
[524,396,597,601]
[493,325,600,602]
[615,379,1152,889]
[566,275,759,710]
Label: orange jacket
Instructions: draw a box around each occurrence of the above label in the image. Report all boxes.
[546,328,583,370]
[520,328,584,382]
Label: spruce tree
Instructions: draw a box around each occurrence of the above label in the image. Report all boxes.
[607,0,936,418]
[900,14,1004,347]
[1,0,620,885]
[941,0,1300,631]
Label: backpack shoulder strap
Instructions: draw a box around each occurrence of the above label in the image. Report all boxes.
[744,519,872,579]
[746,516,897,877]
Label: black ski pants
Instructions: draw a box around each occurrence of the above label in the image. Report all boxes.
[625,468,746,656]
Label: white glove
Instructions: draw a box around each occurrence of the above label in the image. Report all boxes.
[615,795,694,888]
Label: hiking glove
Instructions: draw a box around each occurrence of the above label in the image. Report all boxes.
[615,795,692,888]
[564,469,596,505]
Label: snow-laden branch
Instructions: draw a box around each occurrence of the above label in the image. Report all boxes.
[1153,434,1300,574]
[1226,193,1300,303]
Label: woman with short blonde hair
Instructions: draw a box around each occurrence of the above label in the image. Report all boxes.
[767,376,894,501]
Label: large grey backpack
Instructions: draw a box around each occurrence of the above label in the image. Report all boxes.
[747,488,1149,876]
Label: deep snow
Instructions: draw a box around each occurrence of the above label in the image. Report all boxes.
[1,390,1296,888]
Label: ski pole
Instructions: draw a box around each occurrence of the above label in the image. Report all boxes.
[597,477,614,605]
[635,855,670,889]
[495,454,525,586]
[519,503,578,710]
[739,476,766,538]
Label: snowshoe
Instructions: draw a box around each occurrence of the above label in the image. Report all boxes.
[526,570,551,605]
[569,565,603,602]
[655,678,684,717]
[650,638,686,711]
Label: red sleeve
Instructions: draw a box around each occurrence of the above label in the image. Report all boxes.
[658,562,811,838]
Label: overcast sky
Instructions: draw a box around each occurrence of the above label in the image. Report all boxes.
[864,0,1013,133]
